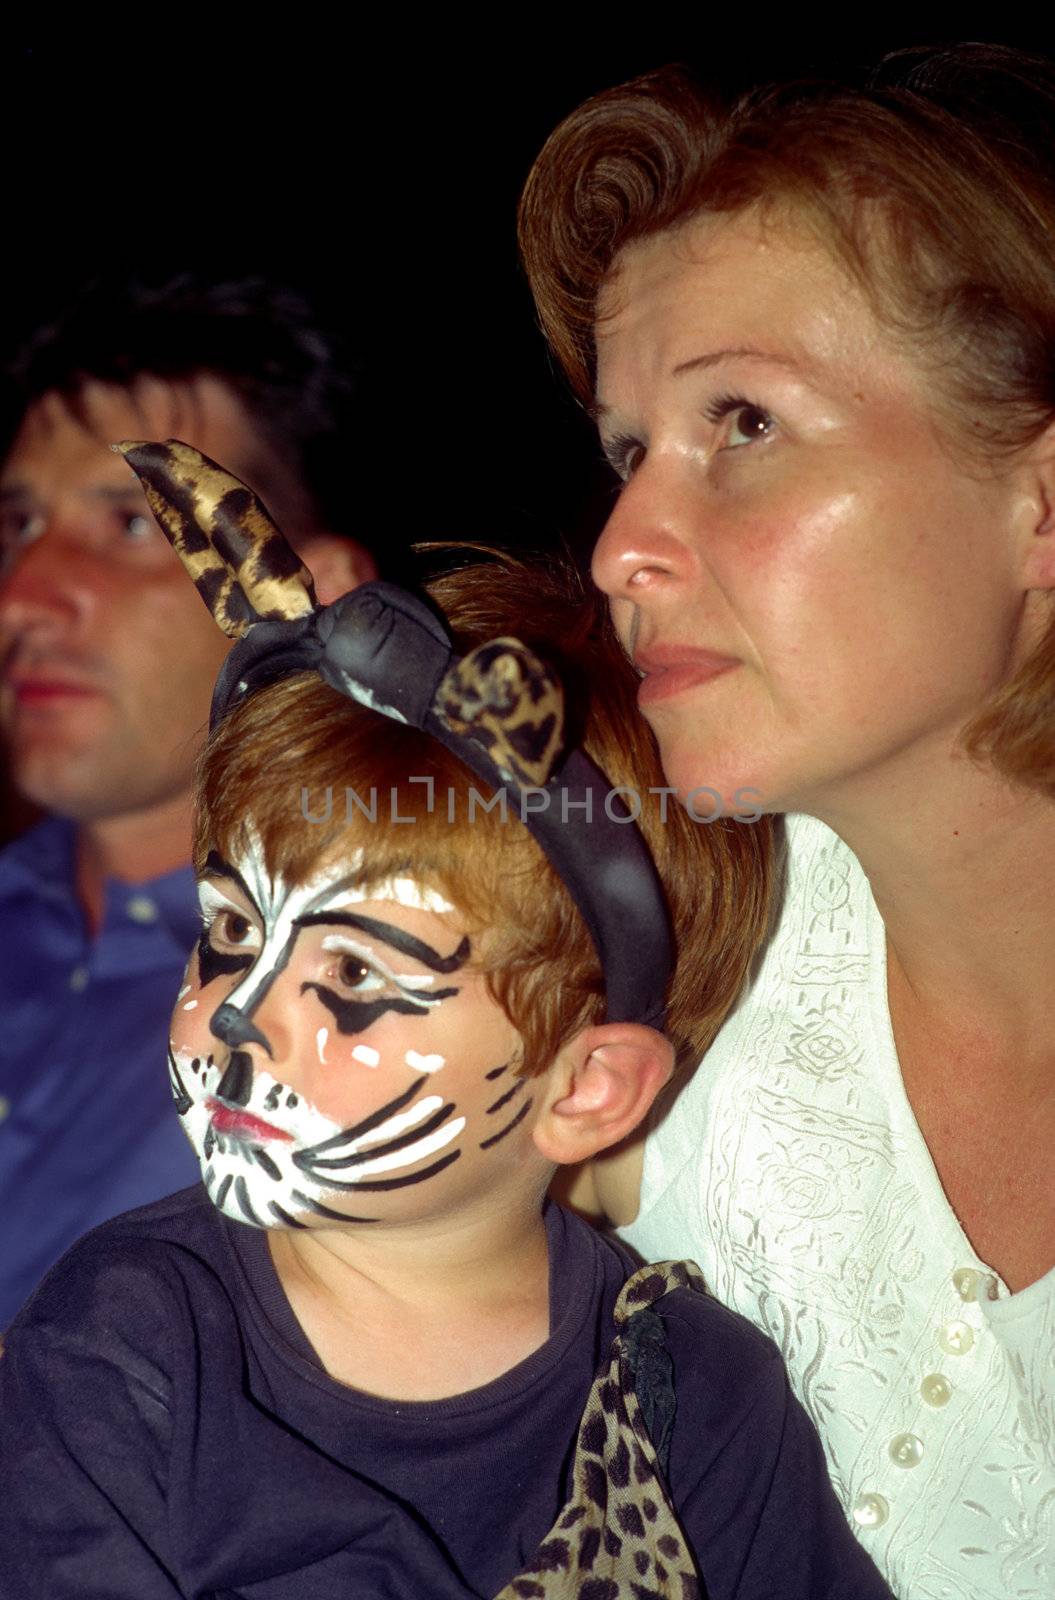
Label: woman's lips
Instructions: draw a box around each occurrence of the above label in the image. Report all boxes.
[634,647,740,707]
[206,1099,294,1143]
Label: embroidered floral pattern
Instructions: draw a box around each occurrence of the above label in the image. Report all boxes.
[624,814,1055,1598]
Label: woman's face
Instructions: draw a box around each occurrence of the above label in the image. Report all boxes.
[591,207,1036,820]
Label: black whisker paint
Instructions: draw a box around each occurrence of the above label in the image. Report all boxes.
[298,1148,462,1192]
[332,1148,462,1191]
[307,1102,456,1172]
[268,1201,308,1228]
[290,1189,380,1223]
[253,1146,282,1181]
[216,1174,233,1208]
[486,1078,526,1115]
[479,1099,533,1150]
[485,1061,511,1081]
[298,1076,425,1160]
[235,1175,264,1225]
[168,1048,193,1116]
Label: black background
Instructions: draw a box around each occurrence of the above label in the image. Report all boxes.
[5,26,1054,582]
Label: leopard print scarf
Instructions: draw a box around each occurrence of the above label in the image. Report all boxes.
[496,1260,706,1600]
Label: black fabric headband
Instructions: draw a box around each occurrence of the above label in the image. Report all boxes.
[115,440,674,1029]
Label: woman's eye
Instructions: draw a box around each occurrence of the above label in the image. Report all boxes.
[704,394,776,450]
[727,405,774,447]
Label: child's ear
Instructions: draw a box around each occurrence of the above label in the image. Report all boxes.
[298,532,378,603]
[532,1023,673,1167]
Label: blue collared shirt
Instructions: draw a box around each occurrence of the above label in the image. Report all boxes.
[0,817,202,1328]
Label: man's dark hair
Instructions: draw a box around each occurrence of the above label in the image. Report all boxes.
[2,274,360,539]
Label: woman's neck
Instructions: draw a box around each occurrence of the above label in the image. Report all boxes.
[809,741,1055,1063]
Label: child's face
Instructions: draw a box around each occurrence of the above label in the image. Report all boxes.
[169,827,537,1230]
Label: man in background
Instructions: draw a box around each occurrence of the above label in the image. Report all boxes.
[0,276,375,1325]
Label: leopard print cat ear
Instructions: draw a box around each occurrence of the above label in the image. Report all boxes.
[112,439,317,639]
[432,637,564,787]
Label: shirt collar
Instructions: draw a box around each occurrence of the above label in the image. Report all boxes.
[0,814,200,952]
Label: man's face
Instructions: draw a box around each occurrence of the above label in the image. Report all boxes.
[0,376,266,823]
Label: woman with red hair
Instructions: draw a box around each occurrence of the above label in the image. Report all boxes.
[520,43,1055,1599]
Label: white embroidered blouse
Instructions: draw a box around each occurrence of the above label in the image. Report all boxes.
[621,813,1055,1600]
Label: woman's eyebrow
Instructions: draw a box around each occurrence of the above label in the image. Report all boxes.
[202,849,259,913]
[293,910,470,974]
[671,345,802,377]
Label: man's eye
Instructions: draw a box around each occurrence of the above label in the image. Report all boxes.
[120,512,156,542]
[0,511,45,565]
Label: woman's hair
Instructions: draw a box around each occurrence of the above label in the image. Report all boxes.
[518,43,1055,794]
[196,556,775,1076]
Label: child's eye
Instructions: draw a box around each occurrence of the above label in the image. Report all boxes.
[333,955,385,994]
[211,910,259,951]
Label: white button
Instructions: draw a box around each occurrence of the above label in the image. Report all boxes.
[889,1432,924,1468]
[126,895,158,924]
[920,1373,952,1407]
[69,965,89,992]
[952,1267,980,1301]
[852,1492,889,1529]
[0,1095,9,1122]
[938,1320,974,1356]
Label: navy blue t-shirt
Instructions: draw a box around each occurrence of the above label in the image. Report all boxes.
[0,1188,890,1599]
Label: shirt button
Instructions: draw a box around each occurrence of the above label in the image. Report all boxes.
[952,1267,980,1301]
[920,1373,952,1407]
[851,1493,889,1529]
[69,964,89,992]
[0,1095,9,1123]
[889,1432,924,1468]
[938,1320,975,1356]
[126,895,158,924]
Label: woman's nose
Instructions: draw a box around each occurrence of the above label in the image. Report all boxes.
[590,467,691,605]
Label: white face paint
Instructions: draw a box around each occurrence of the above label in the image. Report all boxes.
[169,826,525,1231]
[405,1050,446,1074]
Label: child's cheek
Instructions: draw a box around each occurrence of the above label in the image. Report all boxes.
[305,1016,452,1127]
[169,957,215,1060]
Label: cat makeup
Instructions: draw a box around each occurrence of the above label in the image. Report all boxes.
[169,830,531,1229]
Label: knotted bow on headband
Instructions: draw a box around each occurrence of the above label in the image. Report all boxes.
[115,439,673,1029]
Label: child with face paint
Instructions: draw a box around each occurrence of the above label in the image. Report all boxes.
[0,445,892,1600]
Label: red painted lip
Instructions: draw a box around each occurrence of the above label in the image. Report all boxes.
[634,646,740,707]
[206,1099,294,1143]
[8,676,101,705]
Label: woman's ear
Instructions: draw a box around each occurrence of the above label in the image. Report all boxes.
[1014,423,1055,591]
[299,532,378,603]
[532,1023,673,1167]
